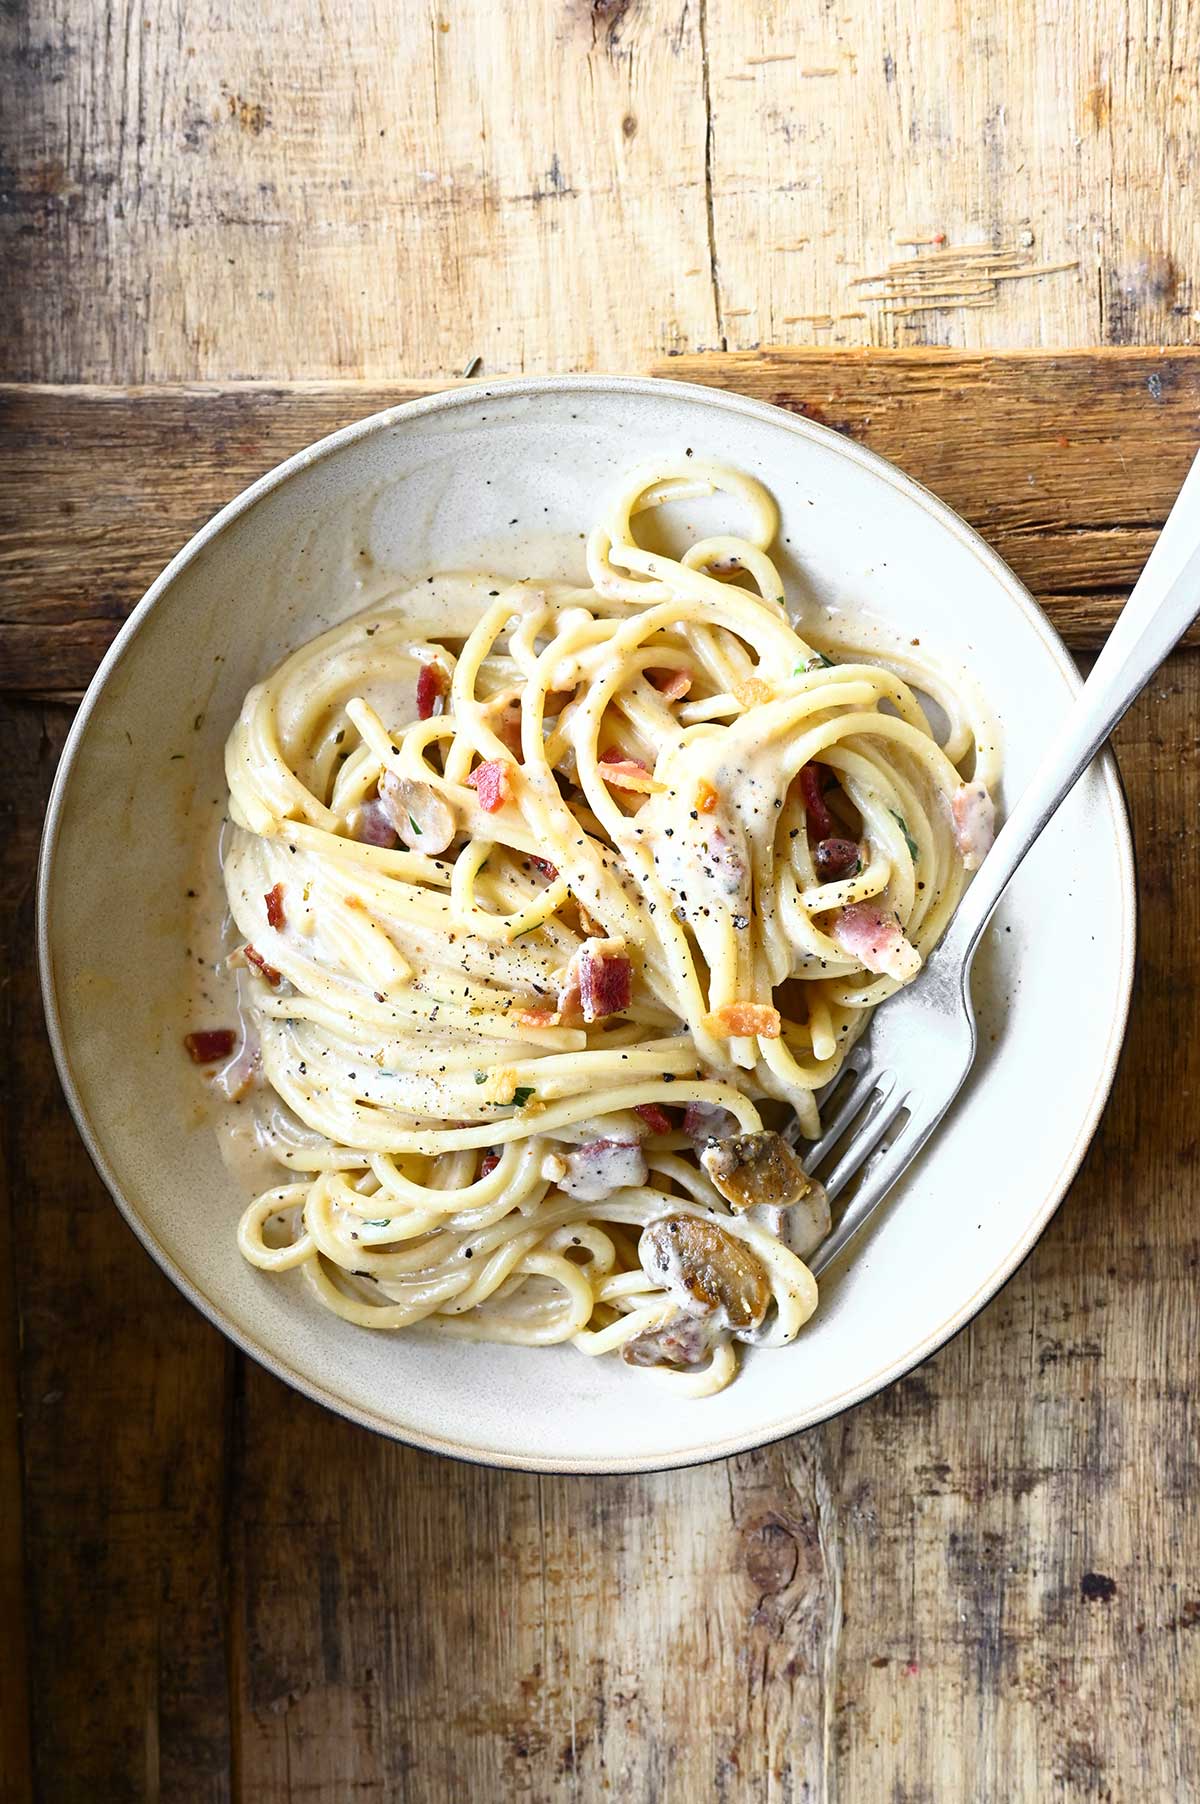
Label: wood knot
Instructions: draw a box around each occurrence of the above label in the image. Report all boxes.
[743,1515,800,1595]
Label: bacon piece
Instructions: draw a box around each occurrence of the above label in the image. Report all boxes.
[184,1028,237,1064]
[530,856,558,880]
[951,782,995,871]
[597,752,660,794]
[416,662,448,720]
[496,700,524,753]
[578,946,632,1019]
[734,676,772,709]
[350,798,399,848]
[634,1102,673,1136]
[815,837,861,881]
[700,1131,815,1214]
[705,826,746,895]
[696,779,719,815]
[622,1310,721,1370]
[832,902,922,982]
[264,883,286,929]
[798,765,833,840]
[684,1100,739,1143]
[379,769,456,854]
[649,667,692,702]
[513,1005,559,1031]
[244,946,282,985]
[559,1138,648,1202]
[703,1002,782,1040]
[479,1151,501,1178]
[467,758,515,814]
[543,687,577,716]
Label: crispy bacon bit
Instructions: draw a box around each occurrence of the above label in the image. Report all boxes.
[530,856,559,880]
[832,902,922,982]
[597,751,660,794]
[703,1002,782,1040]
[244,946,282,985]
[649,667,692,702]
[350,798,399,848]
[622,1310,720,1370]
[684,1100,739,1143]
[264,883,286,929]
[479,1151,501,1178]
[184,1028,237,1064]
[496,700,524,753]
[640,1216,771,1332]
[467,758,515,814]
[559,1138,648,1202]
[706,826,746,894]
[700,1132,815,1214]
[578,945,632,1020]
[815,837,861,881]
[696,779,719,815]
[416,662,448,720]
[513,1006,558,1031]
[634,1102,673,1136]
[951,782,995,870]
[798,765,833,840]
[379,770,457,854]
[734,676,773,709]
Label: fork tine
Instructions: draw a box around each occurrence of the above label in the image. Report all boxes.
[801,1062,879,1169]
[820,1080,907,1203]
[807,1095,947,1277]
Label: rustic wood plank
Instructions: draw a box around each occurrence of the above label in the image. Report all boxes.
[704,0,1200,353]
[0,0,716,385]
[3,351,1199,695]
[4,2,1198,382]
[1,697,234,1803]
[0,726,34,1802]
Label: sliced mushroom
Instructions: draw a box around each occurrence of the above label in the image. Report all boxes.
[747,1184,832,1261]
[639,1215,771,1333]
[699,1130,816,1214]
[621,1310,721,1371]
[378,769,456,854]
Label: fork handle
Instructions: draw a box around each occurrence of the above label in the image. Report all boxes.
[939,449,1200,974]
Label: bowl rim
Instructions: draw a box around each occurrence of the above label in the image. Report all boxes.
[37,373,1137,1474]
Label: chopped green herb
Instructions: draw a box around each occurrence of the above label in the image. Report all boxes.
[891,811,919,861]
[496,1085,536,1109]
[474,1071,487,1085]
[362,1218,392,1228]
[408,813,423,836]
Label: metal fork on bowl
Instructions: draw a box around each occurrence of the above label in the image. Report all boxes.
[793,451,1200,1278]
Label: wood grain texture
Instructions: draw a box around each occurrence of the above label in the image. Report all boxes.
[3,349,1199,695]
[2,0,1198,385]
[1,705,233,1804]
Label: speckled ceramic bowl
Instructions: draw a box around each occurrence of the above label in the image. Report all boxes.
[38,377,1135,1472]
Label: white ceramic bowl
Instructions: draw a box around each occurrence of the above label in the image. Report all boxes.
[39,377,1135,1472]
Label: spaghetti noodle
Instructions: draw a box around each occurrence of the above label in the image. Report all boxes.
[210,458,998,1395]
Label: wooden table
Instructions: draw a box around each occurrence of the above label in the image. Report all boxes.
[4,7,1200,1800]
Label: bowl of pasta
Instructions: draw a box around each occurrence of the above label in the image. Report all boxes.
[39,377,1134,1471]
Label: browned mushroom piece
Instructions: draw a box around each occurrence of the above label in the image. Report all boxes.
[699,1130,815,1214]
[639,1215,772,1333]
[620,1311,720,1371]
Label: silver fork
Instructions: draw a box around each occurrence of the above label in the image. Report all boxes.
[795,449,1200,1279]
